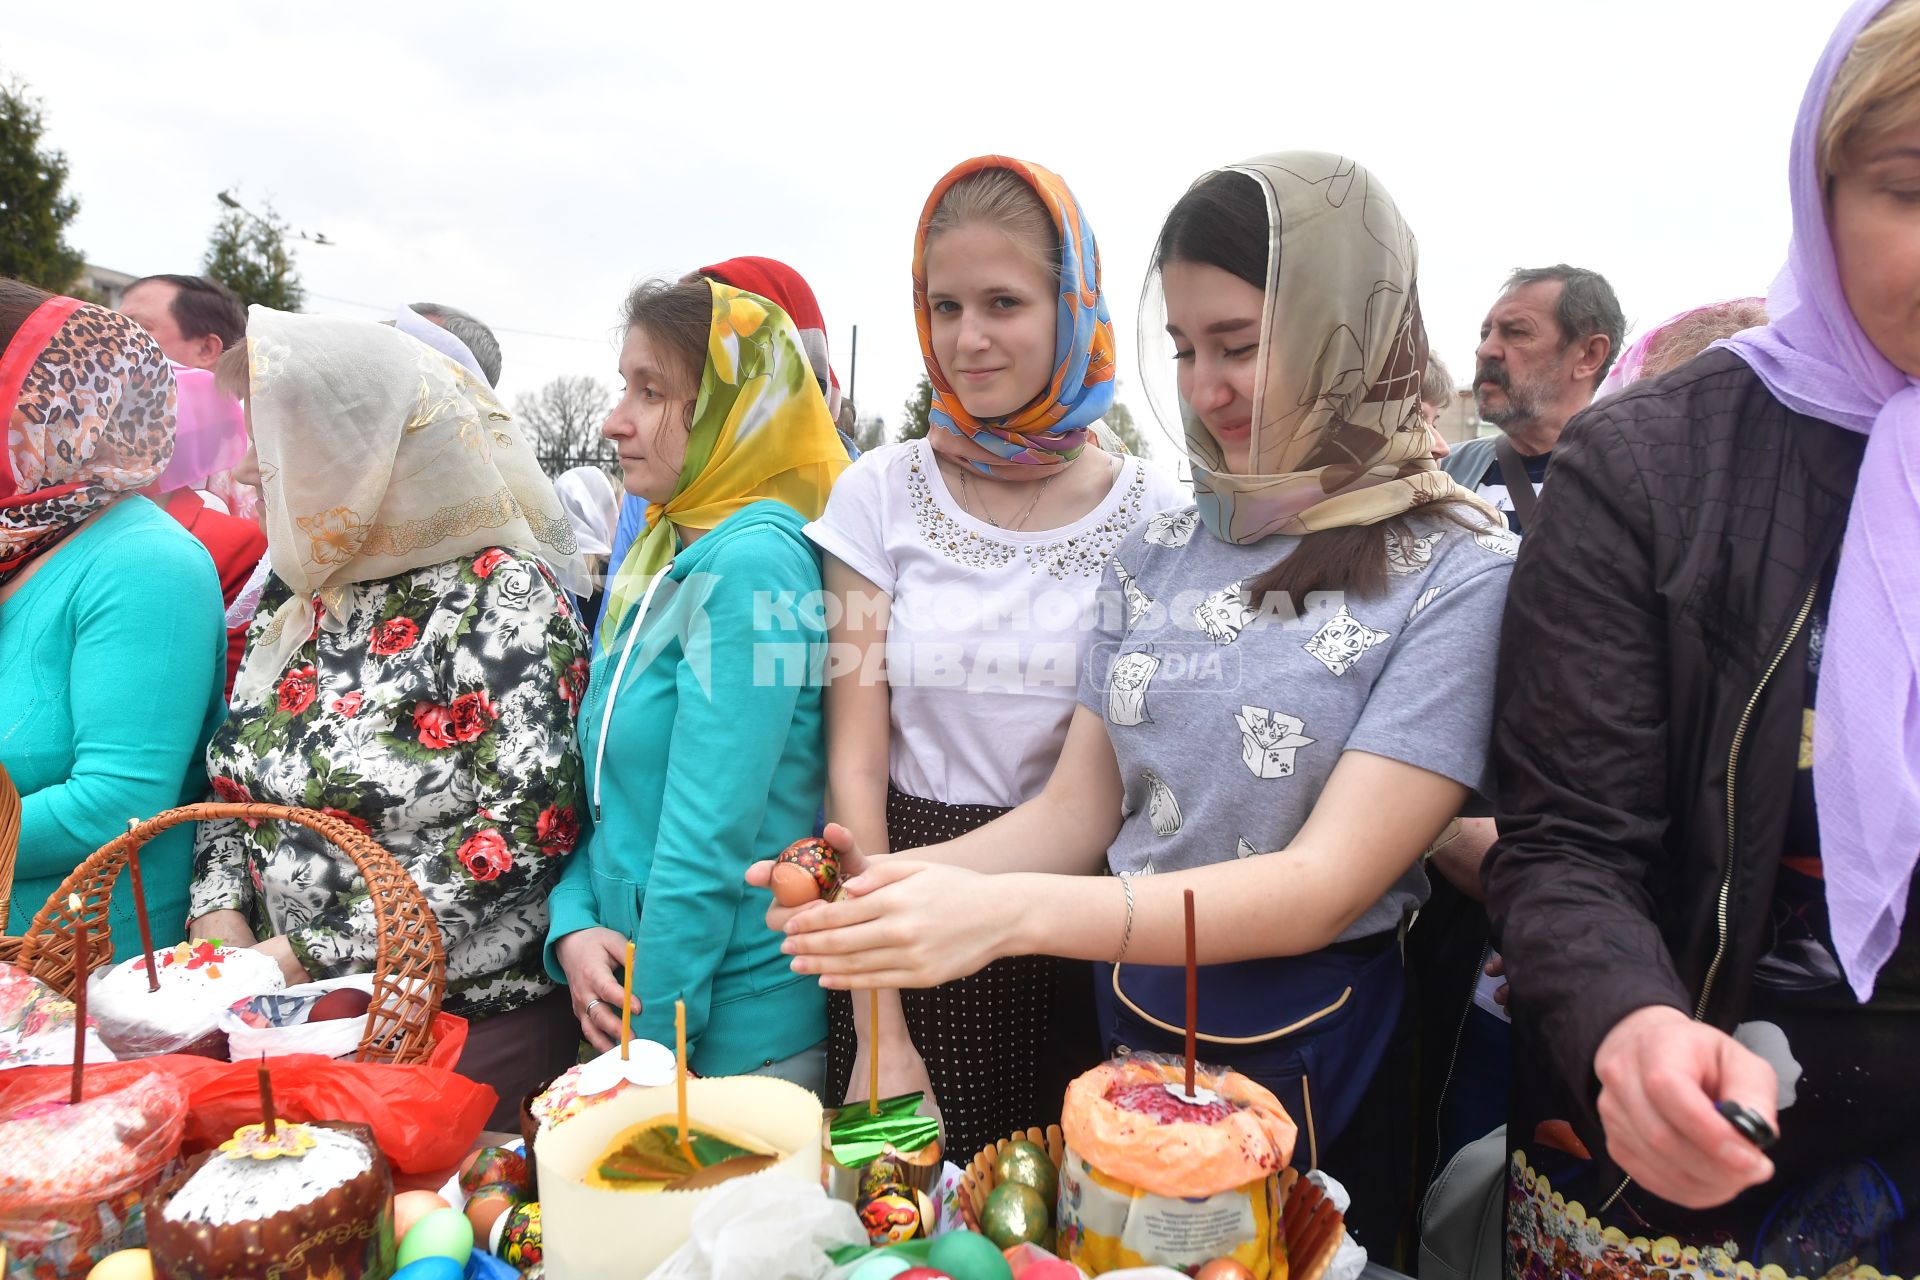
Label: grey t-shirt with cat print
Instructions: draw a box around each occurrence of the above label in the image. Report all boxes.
[1076,504,1516,942]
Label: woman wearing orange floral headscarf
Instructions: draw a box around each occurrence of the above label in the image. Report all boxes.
[0,279,226,957]
[798,157,1186,1155]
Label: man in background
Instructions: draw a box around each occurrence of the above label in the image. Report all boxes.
[118,274,245,371]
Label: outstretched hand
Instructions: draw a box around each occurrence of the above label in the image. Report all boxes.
[776,858,1014,990]
[746,822,872,933]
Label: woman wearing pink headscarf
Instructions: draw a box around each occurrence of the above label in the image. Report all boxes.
[149,366,265,697]
[1487,0,1920,1273]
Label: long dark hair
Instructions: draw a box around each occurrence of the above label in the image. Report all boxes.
[1152,172,1485,612]
[0,278,53,350]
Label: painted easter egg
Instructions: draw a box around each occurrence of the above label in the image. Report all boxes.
[859,1190,922,1244]
[1194,1260,1257,1280]
[397,1207,473,1268]
[846,1256,915,1280]
[771,837,840,906]
[86,1251,154,1280]
[981,1182,1048,1250]
[458,1145,530,1196]
[992,1139,1057,1202]
[391,1259,463,1280]
[927,1228,1014,1280]
[393,1190,452,1241]
[493,1201,543,1268]
[464,1183,521,1243]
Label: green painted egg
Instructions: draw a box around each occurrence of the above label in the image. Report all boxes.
[927,1228,1014,1280]
[395,1207,473,1268]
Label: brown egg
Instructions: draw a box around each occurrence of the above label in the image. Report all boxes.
[1195,1260,1257,1280]
[465,1183,522,1241]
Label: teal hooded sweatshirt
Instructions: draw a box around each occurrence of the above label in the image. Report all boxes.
[544,500,827,1074]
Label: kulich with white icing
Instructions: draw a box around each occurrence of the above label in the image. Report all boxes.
[146,1121,395,1279]
[91,939,284,1057]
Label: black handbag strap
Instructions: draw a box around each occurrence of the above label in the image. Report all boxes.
[1493,436,1541,529]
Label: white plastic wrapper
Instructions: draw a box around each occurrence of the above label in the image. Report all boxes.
[645,1176,865,1280]
[220,973,376,1060]
[1308,1169,1369,1280]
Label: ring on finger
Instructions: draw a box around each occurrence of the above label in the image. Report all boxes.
[586,998,603,1016]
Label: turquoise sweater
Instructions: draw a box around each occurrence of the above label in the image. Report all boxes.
[545,501,828,1074]
[1,498,227,956]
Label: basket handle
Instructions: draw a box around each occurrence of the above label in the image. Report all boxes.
[14,802,447,1066]
[0,760,19,938]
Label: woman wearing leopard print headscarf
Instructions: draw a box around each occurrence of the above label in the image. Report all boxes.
[0,278,227,959]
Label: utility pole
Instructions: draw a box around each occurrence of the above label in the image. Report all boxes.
[847,324,858,409]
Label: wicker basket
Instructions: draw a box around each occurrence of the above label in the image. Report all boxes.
[0,760,19,940]
[958,1125,1344,1280]
[957,1124,1065,1236]
[1,802,445,1066]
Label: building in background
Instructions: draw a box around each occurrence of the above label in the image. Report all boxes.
[1435,387,1488,445]
[78,263,135,308]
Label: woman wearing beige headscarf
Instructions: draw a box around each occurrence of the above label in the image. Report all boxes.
[764,153,1510,1248]
[190,310,590,1122]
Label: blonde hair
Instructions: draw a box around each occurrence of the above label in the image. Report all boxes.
[925,169,1060,282]
[1820,0,1920,178]
[1640,299,1769,381]
[214,340,250,401]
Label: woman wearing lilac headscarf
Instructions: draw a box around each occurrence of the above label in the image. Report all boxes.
[1486,1,1920,1274]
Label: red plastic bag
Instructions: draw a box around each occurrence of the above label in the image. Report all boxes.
[0,1071,187,1277]
[0,1013,491,1173]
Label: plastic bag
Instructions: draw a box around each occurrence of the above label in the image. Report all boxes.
[220,973,379,1060]
[0,962,117,1068]
[0,1070,188,1278]
[1057,1053,1297,1279]
[645,1176,865,1280]
[87,941,285,1058]
[0,1013,489,1173]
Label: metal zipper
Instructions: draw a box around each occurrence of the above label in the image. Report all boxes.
[1696,579,1819,1020]
[1598,578,1820,1216]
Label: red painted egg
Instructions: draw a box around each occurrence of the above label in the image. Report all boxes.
[894,1271,953,1280]
[309,988,373,1023]
[1195,1259,1257,1280]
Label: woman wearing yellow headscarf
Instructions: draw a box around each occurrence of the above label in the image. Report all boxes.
[547,277,847,1086]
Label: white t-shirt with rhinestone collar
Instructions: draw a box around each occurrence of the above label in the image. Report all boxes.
[805,437,1188,809]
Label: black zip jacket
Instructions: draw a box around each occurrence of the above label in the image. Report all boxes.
[1484,347,1865,1160]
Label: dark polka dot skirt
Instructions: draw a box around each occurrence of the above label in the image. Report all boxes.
[826,785,1103,1161]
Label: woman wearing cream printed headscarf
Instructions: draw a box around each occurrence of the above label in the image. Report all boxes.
[768,153,1511,1250]
[189,310,589,1123]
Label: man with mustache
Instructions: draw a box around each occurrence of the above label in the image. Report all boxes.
[1416,264,1625,1220]
[1440,265,1625,534]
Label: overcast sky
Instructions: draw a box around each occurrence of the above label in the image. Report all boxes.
[22,2,1843,456]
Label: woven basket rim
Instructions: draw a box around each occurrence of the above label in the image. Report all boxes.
[5,801,445,1066]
